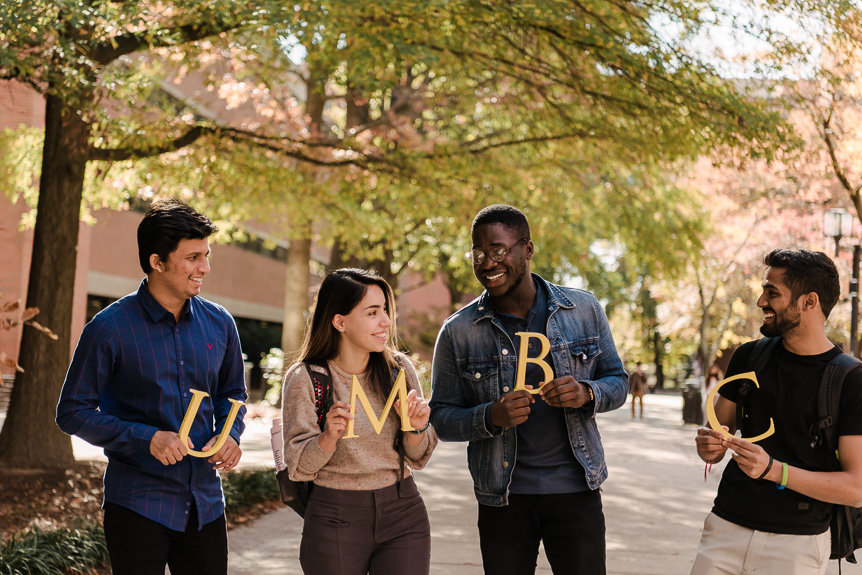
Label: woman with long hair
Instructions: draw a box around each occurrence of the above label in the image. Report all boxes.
[282,268,437,574]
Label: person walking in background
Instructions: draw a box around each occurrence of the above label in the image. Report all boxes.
[429,204,628,575]
[702,364,723,420]
[692,249,862,575]
[628,362,649,419]
[281,268,437,575]
[57,198,247,575]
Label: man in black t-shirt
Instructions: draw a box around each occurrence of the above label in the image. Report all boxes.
[692,249,862,575]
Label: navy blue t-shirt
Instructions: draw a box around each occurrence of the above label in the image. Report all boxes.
[496,280,588,494]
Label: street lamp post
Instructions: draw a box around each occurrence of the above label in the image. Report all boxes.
[824,208,858,356]
[824,208,853,257]
[852,247,860,357]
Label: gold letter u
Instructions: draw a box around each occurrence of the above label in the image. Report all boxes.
[177,389,246,458]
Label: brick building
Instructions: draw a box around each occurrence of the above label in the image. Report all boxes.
[0,80,455,400]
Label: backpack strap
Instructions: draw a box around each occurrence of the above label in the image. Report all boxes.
[305,361,333,431]
[810,349,862,566]
[810,348,862,456]
[738,337,781,434]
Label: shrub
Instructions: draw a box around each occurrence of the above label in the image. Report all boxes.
[223,467,281,516]
[0,469,283,574]
[0,523,108,575]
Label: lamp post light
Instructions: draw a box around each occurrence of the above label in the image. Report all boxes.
[824,208,853,257]
[823,208,859,357]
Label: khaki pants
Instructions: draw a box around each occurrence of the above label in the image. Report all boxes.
[691,512,829,575]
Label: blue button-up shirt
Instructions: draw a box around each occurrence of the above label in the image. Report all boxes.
[57,279,247,531]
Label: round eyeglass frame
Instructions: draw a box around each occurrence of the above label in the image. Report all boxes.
[466,238,528,266]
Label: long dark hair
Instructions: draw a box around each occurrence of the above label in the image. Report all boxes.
[294,268,400,398]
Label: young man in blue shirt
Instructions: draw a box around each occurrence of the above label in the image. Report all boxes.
[429,204,628,575]
[57,198,247,575]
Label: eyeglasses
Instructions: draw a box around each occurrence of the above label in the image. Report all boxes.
[466,239,528,266]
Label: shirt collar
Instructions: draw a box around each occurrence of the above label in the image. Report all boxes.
[136,278,196,323]
[473,273,574,325]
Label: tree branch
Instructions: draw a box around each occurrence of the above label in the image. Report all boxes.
[0,69,45,93]
[822,112,859,204]
[89,125,212,161]
[89,19,248,65]
[464,131,597,154]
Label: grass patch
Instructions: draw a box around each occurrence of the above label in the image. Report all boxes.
[0,523,108,575]
[223,467,282,518]
[0,468,283,574]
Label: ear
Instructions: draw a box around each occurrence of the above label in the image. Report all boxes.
[149,254,164,273]
[525,240,534,261]
[800,292,820,313]
[332,315,346,333]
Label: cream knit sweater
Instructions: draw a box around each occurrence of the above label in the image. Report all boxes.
[281,355,437,491]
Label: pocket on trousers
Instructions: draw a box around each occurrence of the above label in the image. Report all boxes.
[814,530,830,568]
[308,514,350,527]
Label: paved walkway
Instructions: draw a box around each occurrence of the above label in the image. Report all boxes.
[70,394,861,574]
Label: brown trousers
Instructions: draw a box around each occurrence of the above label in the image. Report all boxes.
[299,475,431,575]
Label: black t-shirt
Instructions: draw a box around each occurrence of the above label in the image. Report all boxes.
[712,339,862,535]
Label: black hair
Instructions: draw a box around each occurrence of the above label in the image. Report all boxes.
[137,198,218,274]
[471,204,530,240]
[763,249,840,319]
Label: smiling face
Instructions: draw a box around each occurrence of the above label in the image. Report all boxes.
[757,267,803,338]
[471,223,533,300]
[148,237,211,313]
[333,284,392,358]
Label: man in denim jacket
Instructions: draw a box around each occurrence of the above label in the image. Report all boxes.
[429,204,627,575]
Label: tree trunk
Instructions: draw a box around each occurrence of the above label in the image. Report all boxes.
[0,95,89,473]
[653,330,665,389]
[698,305,710,378]
[442,274,466,313]
[281,235,312,367]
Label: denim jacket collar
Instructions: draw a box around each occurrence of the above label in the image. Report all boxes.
[472,273,575,325]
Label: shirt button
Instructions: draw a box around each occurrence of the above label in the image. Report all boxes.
[503,386,510,392]
[175,328,179,334]
[185,510,189,514]
[180,360,184,366]
[183,392,188,397]
[475,372,481,379]
[187,502,191,506]
[503,461,509,468]
[502,349,508,355]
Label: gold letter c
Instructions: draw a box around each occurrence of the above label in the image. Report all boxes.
[706,371,775,443]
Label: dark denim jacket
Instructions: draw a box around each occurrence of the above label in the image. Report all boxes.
[429,274,627,506]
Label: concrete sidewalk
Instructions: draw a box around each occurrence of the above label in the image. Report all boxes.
[70,395,862,574]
